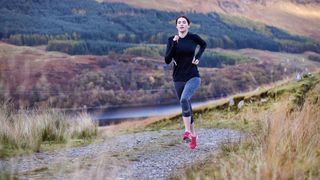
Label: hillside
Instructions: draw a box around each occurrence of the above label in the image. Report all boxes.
[102,0,320,41]
[1,69,319,179]
[1,0,319,54]
[1,42,320,109]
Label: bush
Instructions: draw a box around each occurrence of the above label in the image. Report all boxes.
[124,45,160,57]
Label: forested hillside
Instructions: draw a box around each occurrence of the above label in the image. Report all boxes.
[1,0,319,55]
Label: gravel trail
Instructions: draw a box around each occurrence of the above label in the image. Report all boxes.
[0,128,243,179]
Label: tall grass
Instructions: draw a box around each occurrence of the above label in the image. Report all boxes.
[217,101,319,179]
[178,77,320,179]
[0,103,97,157]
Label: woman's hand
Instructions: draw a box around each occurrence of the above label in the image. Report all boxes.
[173,35,179,42]
[192,57,199,65]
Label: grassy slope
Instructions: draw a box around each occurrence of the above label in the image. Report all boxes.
[142,72,320,179]
[137,72,319,129]
[102,0,320,40]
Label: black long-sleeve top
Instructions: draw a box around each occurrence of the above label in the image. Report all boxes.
[165,32,207,82]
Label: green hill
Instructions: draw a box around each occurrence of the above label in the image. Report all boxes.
[0,0,319,54]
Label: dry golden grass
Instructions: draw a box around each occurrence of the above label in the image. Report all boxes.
[276,2,320,19]
[220,96,320,179]
[0,103,97,157]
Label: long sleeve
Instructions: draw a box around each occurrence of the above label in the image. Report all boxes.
[194,34,207,60]
[164,37,176,64]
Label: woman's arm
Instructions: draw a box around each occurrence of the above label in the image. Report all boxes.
[194,34,207,60]
[164,37,177,64]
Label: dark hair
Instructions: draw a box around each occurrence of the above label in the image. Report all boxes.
[175,15,191,25]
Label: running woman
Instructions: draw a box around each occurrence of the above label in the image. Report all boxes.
[164,15,207,149]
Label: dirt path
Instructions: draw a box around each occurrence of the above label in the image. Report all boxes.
[0,128,243,179]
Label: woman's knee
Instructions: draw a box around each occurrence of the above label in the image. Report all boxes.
[180,98,191,116]
[180,98,189,107]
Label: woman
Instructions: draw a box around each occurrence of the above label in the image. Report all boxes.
[165,15,207,149]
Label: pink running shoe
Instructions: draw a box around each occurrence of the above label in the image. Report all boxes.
[183,131,191,143]
[189,135,197,149]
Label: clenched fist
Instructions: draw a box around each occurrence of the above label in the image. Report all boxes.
[173,35,179,42]
[192,57,199,65]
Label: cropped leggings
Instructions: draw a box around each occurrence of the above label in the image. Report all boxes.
[174,77,201,124]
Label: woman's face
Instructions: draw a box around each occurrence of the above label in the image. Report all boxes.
[176,17,190,33]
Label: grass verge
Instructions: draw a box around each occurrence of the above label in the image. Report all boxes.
[171,72,320,179]
[0,105,98,158]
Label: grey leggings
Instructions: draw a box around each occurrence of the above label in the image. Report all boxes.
[174,77,201,124]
